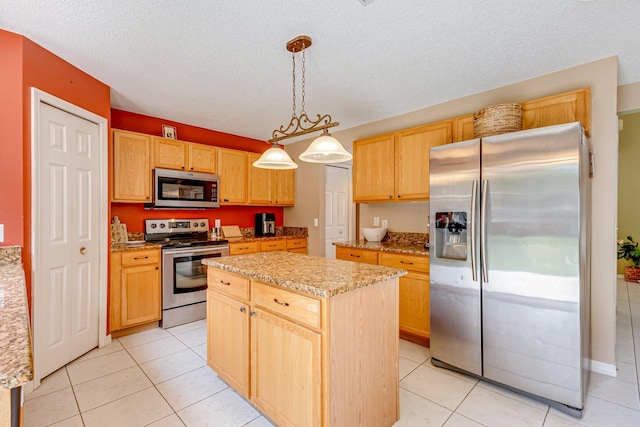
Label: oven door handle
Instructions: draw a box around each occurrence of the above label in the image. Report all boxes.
[163,246,229,256]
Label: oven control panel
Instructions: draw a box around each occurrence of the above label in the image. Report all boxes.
[145,218,210,234]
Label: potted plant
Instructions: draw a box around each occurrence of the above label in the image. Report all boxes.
[617,236,640,282]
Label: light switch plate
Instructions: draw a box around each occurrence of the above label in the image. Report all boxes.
[0,224,3,243]
[373,217,380,226]
[381,219,388,228]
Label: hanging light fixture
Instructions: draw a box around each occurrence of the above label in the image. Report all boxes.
[253,35,352,169]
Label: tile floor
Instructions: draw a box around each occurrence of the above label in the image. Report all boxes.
[25,278,640,426]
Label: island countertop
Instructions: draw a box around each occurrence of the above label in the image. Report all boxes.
[202,251,406,298]
[333,240,429,256]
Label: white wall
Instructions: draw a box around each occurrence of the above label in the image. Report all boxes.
[286,57,620,367]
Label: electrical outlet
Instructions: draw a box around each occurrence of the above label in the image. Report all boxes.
[314,218,319,227]
[381,219,388,228]
[373,217,380,226]
[214,219,221,228]
[0,224,3,243]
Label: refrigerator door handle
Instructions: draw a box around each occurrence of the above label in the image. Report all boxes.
[470,180,478,282]
[481,179,488,283]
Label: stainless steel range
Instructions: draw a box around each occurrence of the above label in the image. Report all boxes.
[145,218,229,328]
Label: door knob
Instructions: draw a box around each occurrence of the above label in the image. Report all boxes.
[80,246,87,254]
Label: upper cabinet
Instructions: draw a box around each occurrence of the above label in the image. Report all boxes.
[247,153,296,206]
[154,137,217,173]
[353,120,452,203]
[218,148,247,204]
[452,114,475,142]
[521,88,591,134]
[112,129,153,203]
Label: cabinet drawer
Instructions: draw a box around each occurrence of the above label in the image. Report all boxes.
[286,238,307,250]
[252,281,321,329]
[259,240,286,252]
[208,269,250,301]
[229,241,260,256]
[121,249,159,266]
[379,252,429,273]
[335,247,378,265]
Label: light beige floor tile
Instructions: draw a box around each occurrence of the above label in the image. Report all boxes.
[586,371,640,410]
[543,412,586,427]
[66,349,136,385]
[82,387,173,427]
[167,319,206,336]
[147,413,186,427]
[24,387,79,427]
[616,336,636,364]
[399,356,420,380]
[73,366,152,412]
[550,394,640,427]
[400,365,475,410]
[191,343,207,360]
[443,413,485,427]
[25,367,70,400]
[177,388,259,427]
[615,360,639,384]
[156,365,228,411]
[394,388,452,426]
[399,339,430,363]
[173,326,207,347]
[49,415,84,427]
[117,327,172,349]
[424,360,479,385]
[456,385,547,427]
[72,338,124,363]
[477,380,549,411]
[126,335,188,364]
[244,416,276,426]
[140,348,206,384]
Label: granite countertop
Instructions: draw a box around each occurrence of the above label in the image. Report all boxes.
[334,240,429,256]
[203,251,406,298]
[0,263,33,389]
[110,242,163,253]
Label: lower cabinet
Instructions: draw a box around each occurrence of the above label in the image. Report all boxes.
[206,267,399,426]
[229,238,308,256]
[110,248,161,332]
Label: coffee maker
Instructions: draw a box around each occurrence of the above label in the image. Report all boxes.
[255,213,276,237]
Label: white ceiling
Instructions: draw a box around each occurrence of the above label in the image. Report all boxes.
[1,0,639,143]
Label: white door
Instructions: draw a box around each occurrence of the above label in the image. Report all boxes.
[33,99,103,380]
[325,165,351,258]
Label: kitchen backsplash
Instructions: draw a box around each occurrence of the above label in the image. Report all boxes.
[239,226,308,238]
[0,246,22,266]
[383,232,429,246]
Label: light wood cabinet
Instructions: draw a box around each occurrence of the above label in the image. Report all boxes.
[286,238,307,254]
[230,238,307,256]
[206,267,399,426]
[229,241,260,256]
[353,120,452,202]
[154,137,218,173]
[452,114,475,142]
[338,247,430,345]
[521,88,591,134]
[247,153,296,206]
[110,248,161,332]
[259,240,286,252]
[218,148,247,204]
[112,129,153,202]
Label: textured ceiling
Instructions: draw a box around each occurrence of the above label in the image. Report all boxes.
[1,0,639,143]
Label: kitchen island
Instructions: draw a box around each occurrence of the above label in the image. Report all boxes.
[203,251,406,427]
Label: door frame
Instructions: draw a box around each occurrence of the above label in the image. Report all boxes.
[30,88,110,386]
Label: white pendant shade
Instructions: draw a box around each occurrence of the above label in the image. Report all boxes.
[299,132,352,164]
[252,146,298,169]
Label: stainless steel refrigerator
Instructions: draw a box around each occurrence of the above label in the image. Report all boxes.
[429,122,591,417]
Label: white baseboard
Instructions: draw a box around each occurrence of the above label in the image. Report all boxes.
[591,359,617,377]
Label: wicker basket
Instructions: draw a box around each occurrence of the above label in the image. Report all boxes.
[624,266,640,282]
[473,103,522,138]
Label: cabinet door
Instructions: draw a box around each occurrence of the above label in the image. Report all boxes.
[353,134,395,202]
[273,168,295,205]
[154,137,188,170]
[207,291,250,398]
[189,143,217,173]
[247,152,273,205]
[112,130,152,202]
[218,148,247,204]
[120,264,161,328]
[521,88,591,133]
[396,120,452,201]
[452,114,475,142]
[398,272,430,339]
[251,308,321,427]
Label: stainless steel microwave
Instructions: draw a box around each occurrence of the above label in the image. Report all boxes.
[148,168,220,209]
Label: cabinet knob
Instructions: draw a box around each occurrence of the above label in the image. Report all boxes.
[190,167,194,170]
[250,310,256,316]
[240,307,246,313]
[181,166,185,169]
[389,195,393,199]
[146,196,150,200]
[398,194,402,198]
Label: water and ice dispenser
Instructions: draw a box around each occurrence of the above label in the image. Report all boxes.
[434,211,468,261]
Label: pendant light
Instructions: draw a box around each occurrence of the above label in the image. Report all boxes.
[253,35,352,170]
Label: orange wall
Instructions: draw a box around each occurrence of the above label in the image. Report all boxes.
[0,29,111,310]
[110,109,284,231]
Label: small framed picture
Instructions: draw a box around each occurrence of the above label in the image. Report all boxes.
[162,125,177,139]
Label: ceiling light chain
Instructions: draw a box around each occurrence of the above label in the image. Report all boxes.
[291,48,297,118]
[300,42,306,115]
